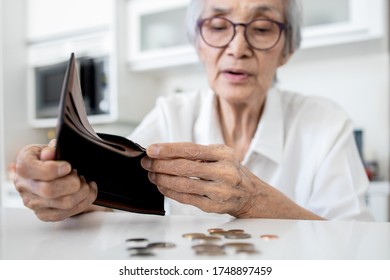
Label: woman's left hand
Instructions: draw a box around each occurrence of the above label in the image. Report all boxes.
[140,142,257,217]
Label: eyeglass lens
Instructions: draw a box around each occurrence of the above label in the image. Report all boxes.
[200,17,283,50]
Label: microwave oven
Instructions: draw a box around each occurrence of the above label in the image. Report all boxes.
[34,56,110,119]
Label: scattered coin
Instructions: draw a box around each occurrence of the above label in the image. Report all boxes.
[195,250,226,256]
[182,233,207,239]
[126,238,148,243]
[209,231,229,236]
[236,249,259,255]
[223,242,255,251]
[192,235,222,243]
[130,251,155,257]
[192,244,224,252]
[207,228,224,233]
[227,229,245,234]
[147,242,176,249]
[225,233,251,239]
[260,234,279,241]
[127,246,153,255]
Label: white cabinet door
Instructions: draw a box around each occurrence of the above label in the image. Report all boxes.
[27,0,114,43]
[127,0,385,71]
[301,0,384,48]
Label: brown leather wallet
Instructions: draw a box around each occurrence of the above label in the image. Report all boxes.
[55,53,165,215]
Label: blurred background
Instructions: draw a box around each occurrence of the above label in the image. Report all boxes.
[0,0,389,221]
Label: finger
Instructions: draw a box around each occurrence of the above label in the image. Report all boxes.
[158,186,231,214]
[15,144,71,181]
[142,157,242,184]
[40,139,57,161]
[31,181,97,222]
[146,143,233,162]
[149,172,242,202]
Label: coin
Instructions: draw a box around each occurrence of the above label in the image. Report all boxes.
[260,234,279,241]
[195,250,226,256]
[225,233,251,239]
[192,244,224,252]
[182,233,206,239]
[127,246,153,256]
[192,235,221,243]
[126,238,148,243]
[227,229,245,234]
[223,242,255,250]
[207,228,224,233]
[147,242,176,249]
[130,251,155,257]
[209,231,229,236]
[236,249,259,255]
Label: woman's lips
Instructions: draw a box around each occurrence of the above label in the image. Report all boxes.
[221,69,251,83]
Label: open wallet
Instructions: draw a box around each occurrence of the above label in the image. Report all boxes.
[55,53,165,215]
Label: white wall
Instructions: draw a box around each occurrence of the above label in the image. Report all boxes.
[2,0,48,183]
[0,0,5,204]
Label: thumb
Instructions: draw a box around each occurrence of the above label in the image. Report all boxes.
[40,139,57,161]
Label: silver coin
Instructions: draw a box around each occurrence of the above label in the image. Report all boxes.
[195,250,226,256]
[130,251,155,257]
[223,242,255,250]
[192,244,224,252]
[126,238,148,243]
[227,229,245,234]
[225,233,251,239]
[147,242,176,249]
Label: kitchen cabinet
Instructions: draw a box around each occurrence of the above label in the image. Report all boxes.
[26,0,118,128]
[126,0,385,71]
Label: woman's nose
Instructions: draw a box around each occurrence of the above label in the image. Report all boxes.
[226,26,253,58]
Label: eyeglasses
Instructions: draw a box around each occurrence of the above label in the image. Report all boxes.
[197,17,288,51]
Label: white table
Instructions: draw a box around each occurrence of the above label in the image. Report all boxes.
[1,207,390,260]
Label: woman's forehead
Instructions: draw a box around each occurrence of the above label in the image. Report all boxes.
[201,0,285,21]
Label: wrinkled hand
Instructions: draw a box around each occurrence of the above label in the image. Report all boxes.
[13,140,98,222]
[141,142,258,217]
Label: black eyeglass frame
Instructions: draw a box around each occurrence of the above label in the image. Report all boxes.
[197,17,289,51]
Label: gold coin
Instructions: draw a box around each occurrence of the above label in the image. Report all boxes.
[147,242,176,249]
[260,234,279,241]
[207,228,224,233]
[192,236,221,242]
[209,231,229,236]
[182,233,206,239]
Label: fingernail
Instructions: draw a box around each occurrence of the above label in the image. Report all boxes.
[148,172,156,182]
[147,145,160,156]
[58,162,71,176]
[141,157,151,169]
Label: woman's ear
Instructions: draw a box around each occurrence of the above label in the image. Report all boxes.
[278,51,293,67]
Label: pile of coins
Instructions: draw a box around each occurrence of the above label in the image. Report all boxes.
[126,238,176,257]
[182,228,259,256]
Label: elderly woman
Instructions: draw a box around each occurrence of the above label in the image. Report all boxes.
[13,0,373,222]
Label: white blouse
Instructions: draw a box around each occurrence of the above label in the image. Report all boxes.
[130,87,373,221]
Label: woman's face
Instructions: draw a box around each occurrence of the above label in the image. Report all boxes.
[198,0,290,105]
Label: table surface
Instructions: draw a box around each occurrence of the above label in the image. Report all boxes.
[1,207,390,260]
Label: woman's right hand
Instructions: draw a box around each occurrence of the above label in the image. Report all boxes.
[13,140,98,222]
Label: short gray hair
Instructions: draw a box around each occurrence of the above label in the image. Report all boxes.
[186,0,303,55]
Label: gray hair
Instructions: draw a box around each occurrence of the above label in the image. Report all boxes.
[186,0,303,55]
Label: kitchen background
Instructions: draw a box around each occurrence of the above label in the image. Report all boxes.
[0,0,389,221]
